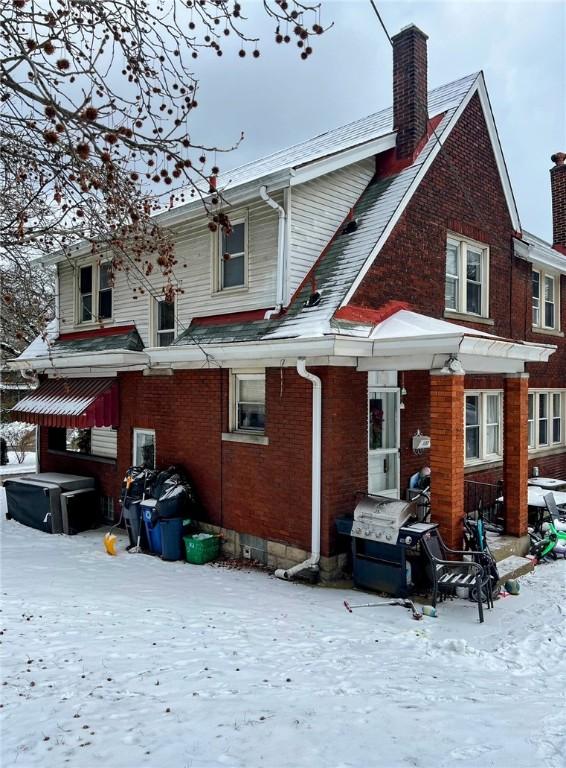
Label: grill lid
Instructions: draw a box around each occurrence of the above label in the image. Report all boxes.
[351,494,415,543]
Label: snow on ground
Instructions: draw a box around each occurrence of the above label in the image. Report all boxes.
[1,488,565,768]
[0,452,37,479]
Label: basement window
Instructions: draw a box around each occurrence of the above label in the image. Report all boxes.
[465,391,502,464]
[445,235,489,318]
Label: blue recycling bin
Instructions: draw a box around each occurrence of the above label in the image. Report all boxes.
[141,501,162,555]
[160,518,184,561]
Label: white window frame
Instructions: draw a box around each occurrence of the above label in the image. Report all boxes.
[215,217,248,293]
[532,268,560,332]
[528,390,565,451]
[132,428,156,469]
[76,260,113,324]
[445,233,490,318]
[464,390,502,465]
[153,296,176,347]
[230,369,265,434]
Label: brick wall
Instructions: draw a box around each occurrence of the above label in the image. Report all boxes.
[38,366,368,558]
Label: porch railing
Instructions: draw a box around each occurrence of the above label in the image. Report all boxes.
[464,479,505,531]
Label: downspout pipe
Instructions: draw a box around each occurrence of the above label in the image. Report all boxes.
[260,185,286,318]
[275,358,321,580]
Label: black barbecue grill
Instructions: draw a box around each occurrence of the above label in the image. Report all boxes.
[336,494,438,596]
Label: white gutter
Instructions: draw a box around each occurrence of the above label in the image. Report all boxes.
[275,358,321,580]
[260,185,287,318]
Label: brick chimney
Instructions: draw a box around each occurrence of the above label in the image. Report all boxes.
[392,24,429,161]
[551,152,566,251]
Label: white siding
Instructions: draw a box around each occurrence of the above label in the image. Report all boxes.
[90,428,117,459]
[287,158,374,300]
[56,195,281,345]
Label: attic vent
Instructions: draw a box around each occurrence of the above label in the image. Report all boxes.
[341,218,359,235]
[304,290,322,308]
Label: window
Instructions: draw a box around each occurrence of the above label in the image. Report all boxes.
[155,298,175,347]
[529,390,565,450]
[445,235,489,317]
[219,220,246,290]
[231,371,265,433]
[78,262,112,323]
[47,427,117,459]
[532,268,560,331]
[465,392,502,463]
[133,429,156,468]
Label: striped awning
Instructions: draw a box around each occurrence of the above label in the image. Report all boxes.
[10,377,119,428]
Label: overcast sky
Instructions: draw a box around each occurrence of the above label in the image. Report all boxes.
[188,0,565,242]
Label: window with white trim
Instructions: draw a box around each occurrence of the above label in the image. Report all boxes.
[133,429,156,468]
[465,391,502,463]
[231,370,265,433]
[78,262,113,323]
[532,268,560,331]
[445,235,489,317]
[528,390,565,450]
[219,220,246,290]
[154,297,175,347]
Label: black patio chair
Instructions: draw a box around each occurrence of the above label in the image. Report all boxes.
[421,530,491,623]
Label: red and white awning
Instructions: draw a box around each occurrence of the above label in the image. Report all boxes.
[10,377,119,428]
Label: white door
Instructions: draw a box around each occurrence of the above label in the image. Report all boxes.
[368,389,400,498]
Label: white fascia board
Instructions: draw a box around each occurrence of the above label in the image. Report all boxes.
[8,351,149,371]
[341,76,481,306]
[475,75,521,232]
[370,333,465,356]
[148,335,372,366]
[513,237,566,275]
[357,353,437,371]
[290,134,396,187]
[458,336,555,362]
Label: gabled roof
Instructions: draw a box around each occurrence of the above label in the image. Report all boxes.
[170,70,521,349]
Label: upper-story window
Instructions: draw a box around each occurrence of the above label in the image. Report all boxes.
[78,262,112,323]
[154,298,175,347]
[532,269,559,331]
[219,220,247,290]
[445,235,489,318]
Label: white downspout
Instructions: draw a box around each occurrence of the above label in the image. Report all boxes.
[275,358,321,580]
[260,185,286,318]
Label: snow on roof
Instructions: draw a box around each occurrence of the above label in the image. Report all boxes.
[15,320,58,361]
[166,72,479,213]
[368,310,494,341]
[264,76,480,341]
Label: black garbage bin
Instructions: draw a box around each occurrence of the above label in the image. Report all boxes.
[160,517,184,561]
[123,499,148,550]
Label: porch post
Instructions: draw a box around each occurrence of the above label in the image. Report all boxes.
[503,374,529,537]
[430,370,465,549]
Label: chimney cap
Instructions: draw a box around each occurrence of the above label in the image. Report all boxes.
[392,23,428,41]
[551,152,566,167]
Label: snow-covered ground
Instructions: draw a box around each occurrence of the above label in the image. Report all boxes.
[0,451,37,478]
[1,489,565,768]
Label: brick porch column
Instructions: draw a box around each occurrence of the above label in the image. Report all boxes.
[430,370,465,549]
[503,374,529,537]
